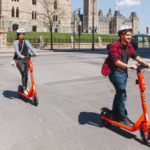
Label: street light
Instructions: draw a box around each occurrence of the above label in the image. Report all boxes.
[92,0,96,50]
[73,8,81,50]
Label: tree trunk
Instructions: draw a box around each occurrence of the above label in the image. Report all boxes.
[50,26,53,50]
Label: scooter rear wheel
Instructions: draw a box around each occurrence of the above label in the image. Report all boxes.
[18,85,23,97]
[33,94,39,106]
[140,128,150,147]
[101,109,111,127]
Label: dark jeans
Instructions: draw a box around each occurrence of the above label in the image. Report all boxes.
[17,59,29,88]
[109,70,127,121]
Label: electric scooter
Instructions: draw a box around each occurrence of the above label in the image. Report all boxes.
[17,54,39,106]
[101,63,150,146]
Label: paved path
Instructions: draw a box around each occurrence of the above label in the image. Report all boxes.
[0,50,150,150]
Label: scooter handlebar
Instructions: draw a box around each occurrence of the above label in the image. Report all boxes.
[131,63,148,71]
[135,63,148,72]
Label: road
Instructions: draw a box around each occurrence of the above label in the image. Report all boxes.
[0,50,150,150]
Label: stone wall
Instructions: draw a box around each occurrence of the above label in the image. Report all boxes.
[5,36,103,49]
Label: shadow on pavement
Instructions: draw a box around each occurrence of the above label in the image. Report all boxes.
[78,112,143,145]
[3,90,33,105]
[78,112,103,127]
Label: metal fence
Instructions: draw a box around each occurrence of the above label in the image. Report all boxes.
[7,37,150,49]
[7,37,39,44]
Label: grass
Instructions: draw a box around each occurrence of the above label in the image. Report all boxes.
[7,31,119,43]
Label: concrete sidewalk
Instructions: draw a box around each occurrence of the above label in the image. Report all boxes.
[0,48,108,54]
[0,47,150,54]
[0,48,53,53]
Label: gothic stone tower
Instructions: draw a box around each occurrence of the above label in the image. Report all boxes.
[83,0,98,33]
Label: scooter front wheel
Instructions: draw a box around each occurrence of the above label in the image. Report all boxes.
[33,94,39,106]
[140,128,150,147]
[101,108,111,127]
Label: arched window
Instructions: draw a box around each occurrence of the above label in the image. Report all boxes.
[32,0,36,5]
[56,15,57,21]
[54,1,57,9]
[35,11,36,20]
[12,7,15,17]
[53,15,58,21]
[13,24,18,31]
[32,26,37,32]
[16,7,19,18]
[53,15,55,21]
[32,11,34,19]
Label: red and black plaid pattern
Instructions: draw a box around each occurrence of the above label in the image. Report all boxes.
[101,40,138,76]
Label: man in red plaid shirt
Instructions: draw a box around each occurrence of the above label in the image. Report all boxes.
[101,25,150,127]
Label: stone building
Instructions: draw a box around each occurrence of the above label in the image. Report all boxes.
[83,0,139,34]
[0,0,72,33]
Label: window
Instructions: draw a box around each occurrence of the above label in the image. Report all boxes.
[12,0,19,1]
[54,1,57,9]
[32,26,37,32]
[53,15,58,21]
[56,15,57,21]
[12,7,15,17]
[32,11,34,19]
[53,15,55,21]
[13,24,18,31]
[35,11,36,20]
[16,7,19,18]
[32,0,36,5]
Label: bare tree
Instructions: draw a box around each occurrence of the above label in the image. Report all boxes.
[38,0,67,49]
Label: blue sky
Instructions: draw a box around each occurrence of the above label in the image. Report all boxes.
[71,0,150,34]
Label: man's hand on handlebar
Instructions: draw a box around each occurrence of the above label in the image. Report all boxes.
[129,65,137,70]
[146,63,150,68]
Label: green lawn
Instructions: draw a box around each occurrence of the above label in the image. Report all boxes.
[7,31,119,43]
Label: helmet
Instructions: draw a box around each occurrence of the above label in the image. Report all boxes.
[16,28,26,34]
[118,25,132,36]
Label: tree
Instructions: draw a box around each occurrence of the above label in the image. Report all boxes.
[38,0,67,49]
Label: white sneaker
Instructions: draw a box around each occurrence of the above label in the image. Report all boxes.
[24,90,28,95]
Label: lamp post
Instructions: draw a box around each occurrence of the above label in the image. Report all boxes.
[52,20,60,49]
[92,0,96,50]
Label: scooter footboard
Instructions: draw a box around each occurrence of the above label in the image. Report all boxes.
[102,114,146,132]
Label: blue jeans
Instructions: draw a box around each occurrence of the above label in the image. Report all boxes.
[109,70,127,121]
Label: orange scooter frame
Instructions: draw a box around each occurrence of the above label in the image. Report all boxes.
[17,55,39,106]
[101,63,150,146]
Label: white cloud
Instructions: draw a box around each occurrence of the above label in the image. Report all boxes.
[117,0,141,7]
